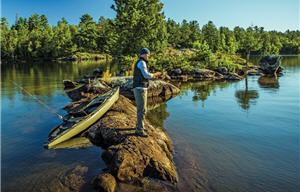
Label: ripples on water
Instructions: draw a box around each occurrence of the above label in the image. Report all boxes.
[147,56,300,192]
[1,56,300,192]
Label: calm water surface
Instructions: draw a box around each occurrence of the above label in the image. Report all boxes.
[148,56,300,192]
[1,56,300,192]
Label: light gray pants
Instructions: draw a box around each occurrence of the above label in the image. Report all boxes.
[133,87,148,131]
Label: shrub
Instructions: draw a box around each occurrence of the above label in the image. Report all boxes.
[102,69,112,83]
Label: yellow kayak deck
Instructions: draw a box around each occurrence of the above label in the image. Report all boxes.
[47,87,119,149]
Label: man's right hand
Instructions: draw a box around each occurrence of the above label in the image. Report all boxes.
[153,72,162,79]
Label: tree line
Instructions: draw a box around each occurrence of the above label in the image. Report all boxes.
[1,0,299,61]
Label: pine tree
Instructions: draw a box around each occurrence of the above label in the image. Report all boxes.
[76,14,98,51]
[97,16,118,54]
[227,33,237,54]
[241,27,262,66]
[111,0,168,55]
[51,18,77,57]
[202,21,219,52]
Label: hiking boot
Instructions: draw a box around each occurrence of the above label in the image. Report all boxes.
[135,130,148,137]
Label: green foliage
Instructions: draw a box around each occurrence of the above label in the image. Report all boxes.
[211,52,245,72]
[69,52,110,61]
[240,27,262,55]
[111,0,168,55]
[202,21,219,52]
[1,1,299,62]
[97,17,118,54]
[148,46,245,74]
[166,19,202,49]
[193,41,213,63]
[76,14,98,51]
[51,18,77,57]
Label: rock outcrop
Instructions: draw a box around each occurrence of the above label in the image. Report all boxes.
[108,77,181,100]
[61,78,180,191]
[259,55,283,75]
[191,68,220,80]
[64,82,110,101]
[64,77,180,102]
[87,95,178,190]
[169,68,244,81]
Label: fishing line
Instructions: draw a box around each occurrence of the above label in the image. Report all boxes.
[10,80,64,120]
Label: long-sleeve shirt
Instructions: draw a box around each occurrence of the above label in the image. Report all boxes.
[137,60,153,79]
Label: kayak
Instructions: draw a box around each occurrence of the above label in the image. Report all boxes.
[46,87,119,149]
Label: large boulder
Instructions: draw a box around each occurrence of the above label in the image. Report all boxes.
[192,68,216,79]
[87,95,178,185]
[93,68,104,77]
[169,68,182,76]
[109,77,180,100]
[259,55,282,74]
[64,80,110,101]
[215,67,228,75]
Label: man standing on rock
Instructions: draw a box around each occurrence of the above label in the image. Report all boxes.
[133,48,161,137]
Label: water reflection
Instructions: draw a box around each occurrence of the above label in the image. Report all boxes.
[178,81,231,104]
[177,80,261,111]
[258,76,280,89]
[281,55,300,68]
[147,56,299,192]
[1,60,113,100]
[2,56,299,192]
[235,77,259,110]
[146,103,169,128]
[235,90,259,110]
[50,137,93,149]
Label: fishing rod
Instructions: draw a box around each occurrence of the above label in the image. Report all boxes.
[10,80,65,120]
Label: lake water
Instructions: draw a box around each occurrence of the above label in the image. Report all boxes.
[1,56,299,192]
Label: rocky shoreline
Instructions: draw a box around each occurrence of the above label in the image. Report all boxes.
[56,59,282,191]
[61,79,180,192]
[167,64,280,82]
[88,95,178,191]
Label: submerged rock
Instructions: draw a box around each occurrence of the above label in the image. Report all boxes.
[59,165,88,191]
[92,173,117,192]
[87,95,178,187]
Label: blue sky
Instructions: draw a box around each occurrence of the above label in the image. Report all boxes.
[1,0,299,31]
